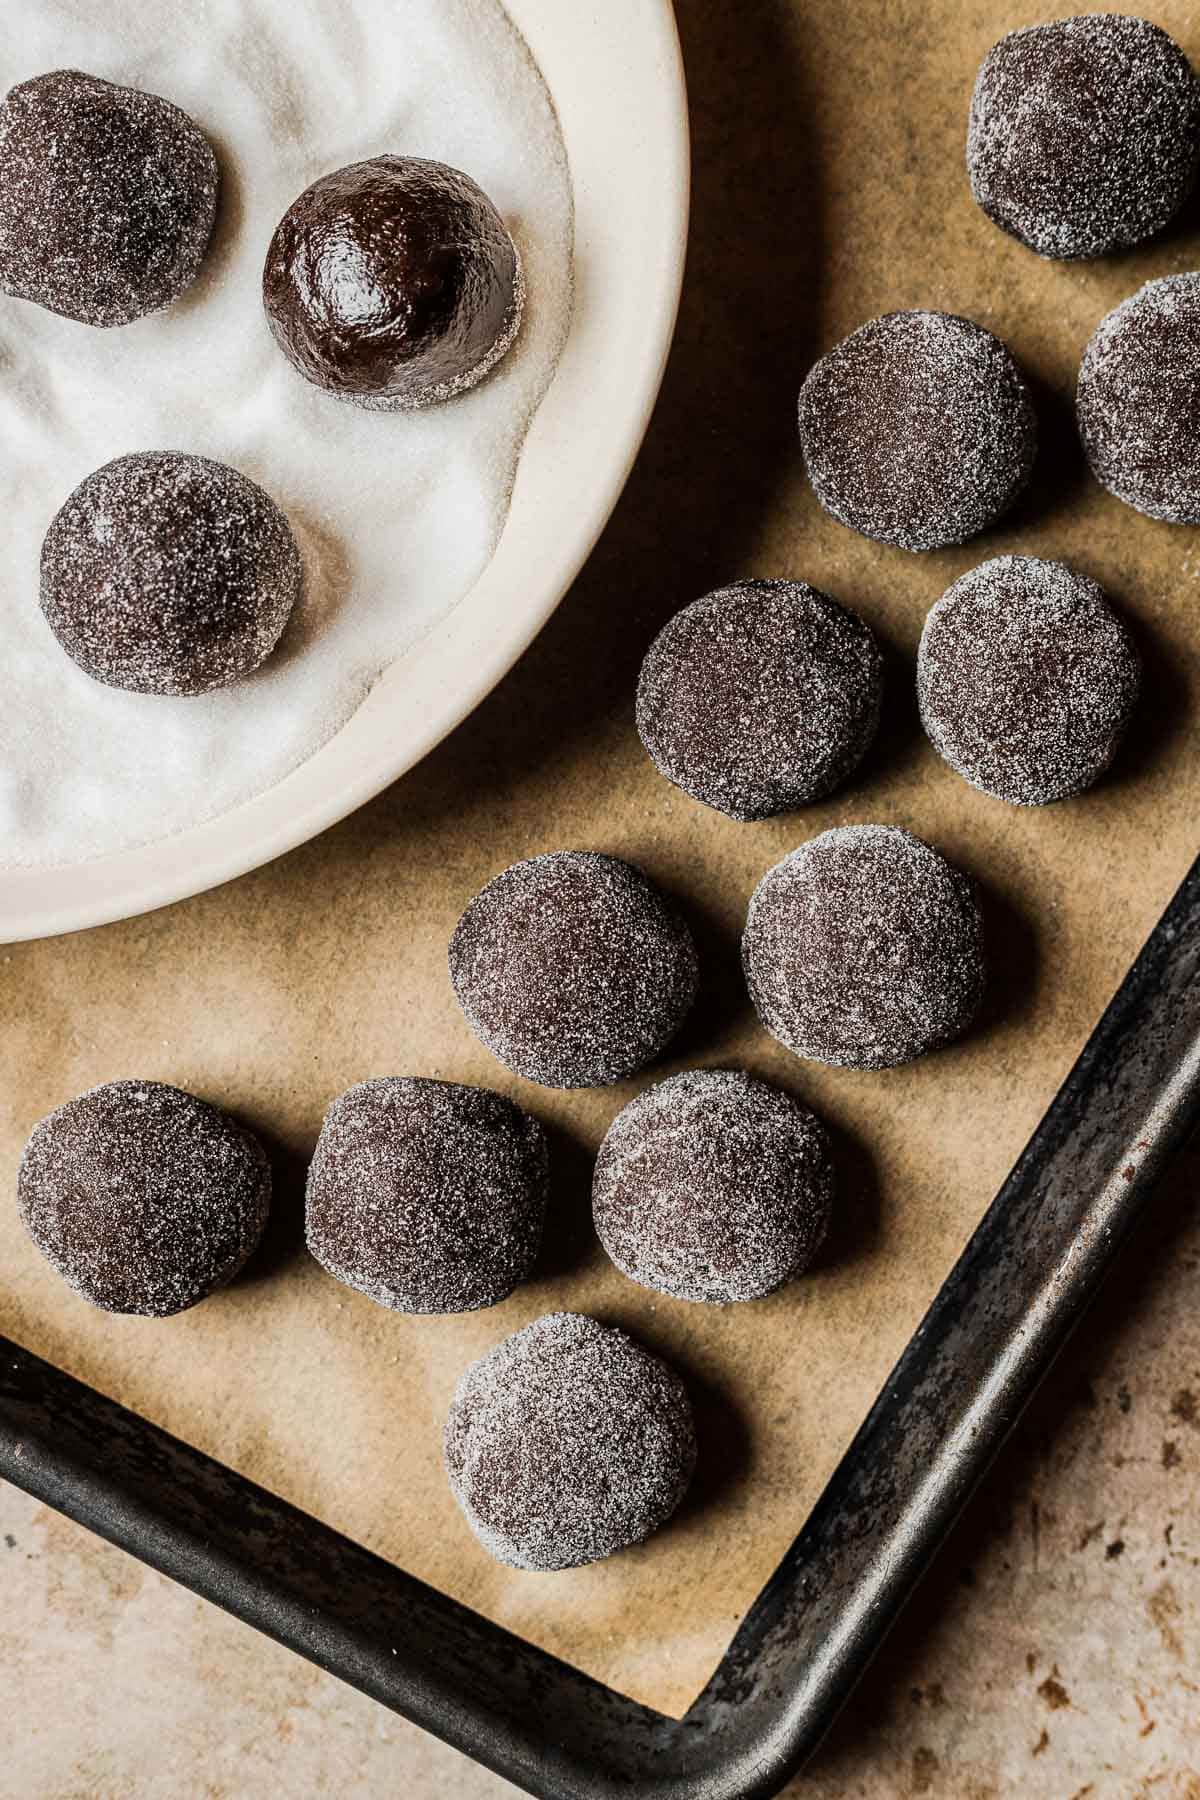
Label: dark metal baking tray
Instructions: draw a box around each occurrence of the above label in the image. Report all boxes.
[4,851,1200,1800]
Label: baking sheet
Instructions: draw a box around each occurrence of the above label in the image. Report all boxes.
[3,0,1199,1721]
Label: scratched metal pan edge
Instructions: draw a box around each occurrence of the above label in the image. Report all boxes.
[4,853,1199,1799]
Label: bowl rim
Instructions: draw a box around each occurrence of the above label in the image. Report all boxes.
[0,0,690,943]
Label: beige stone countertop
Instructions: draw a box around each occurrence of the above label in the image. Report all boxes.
[6,0,1200,1793]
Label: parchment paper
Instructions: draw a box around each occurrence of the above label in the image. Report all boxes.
[2,0,1199,1721]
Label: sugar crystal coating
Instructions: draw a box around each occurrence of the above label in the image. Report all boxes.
[798,310,1037,552]
[40,451,303,696]
[593,1068,833,1304]
[1077,274,1200,524]
[263,156,524,412]
[742,825,985,1070]
[17,1080,270,1317]
[448,852,698,1089]
[0,0,573,868]
[636,580,883,820]
[918,555,1140,806]
[967,16,1200,261]
[444,1311,696,1569]
[305,1078,548,1314]
[0,68,219,327]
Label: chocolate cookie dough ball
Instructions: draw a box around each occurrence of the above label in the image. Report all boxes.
[1077,275,1200,523]
[636,580,883,821]
[967,17,1200,261]
[449,852,698,1089]
[40,451,302,696]
[306,1078,548,1314]
[0,69,218,327]
[743,826,985,1070]
[798,311,1037,552]
[593,1069,833,1304]
[919,556,1140,806]
[17,1081,270,1317]
[444,1312,696,1569]
[263,156,524,411]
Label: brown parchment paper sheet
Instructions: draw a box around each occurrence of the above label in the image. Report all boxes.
[3,0,1200,1725]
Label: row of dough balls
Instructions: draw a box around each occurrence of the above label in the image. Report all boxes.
[17,1067,832,1319]
[637,563,1140,819]
[799,279,1200,559]
[31,271,1184,706]
[17,801,986,1559]
[17,1080,701,1571]
[17,824,978,1312]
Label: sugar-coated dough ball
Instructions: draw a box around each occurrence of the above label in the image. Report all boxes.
[636,580,883,820]
[263,156,524,411]
[444,1312,696,1569]
[448,852,698,1089]
[305,1078,548,1314]
[742,825,985,1070]
[1077,274,1200,524]
[967,17,1200,261]
[18,1080,270,1316]
[40,452,303,696]
[798,311,1037,552]
[0,69,218,327]
[593,1068,833,1304]
[918,556,1140,806]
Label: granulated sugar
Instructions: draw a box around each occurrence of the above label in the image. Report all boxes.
[0,0,572,866]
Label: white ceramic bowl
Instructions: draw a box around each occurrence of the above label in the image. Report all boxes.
[0,0,688,942]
